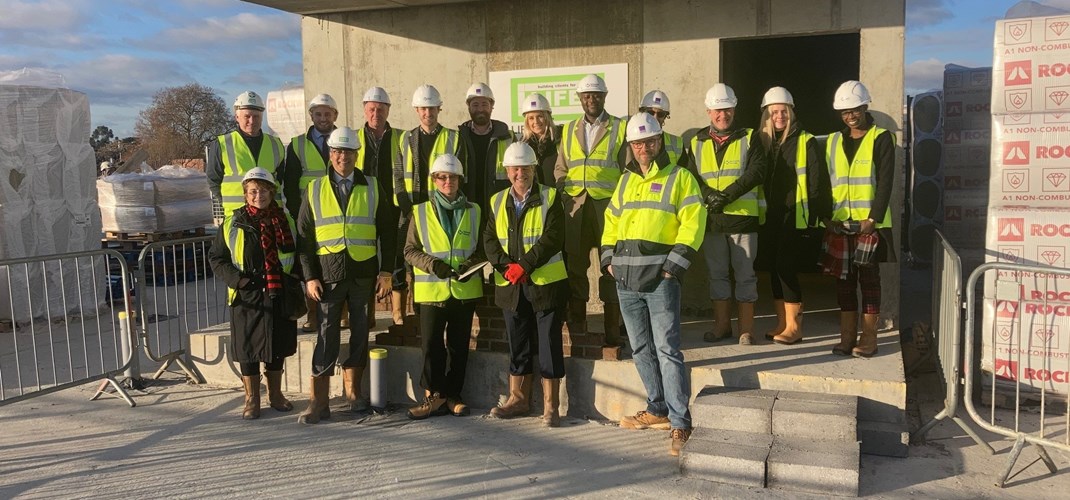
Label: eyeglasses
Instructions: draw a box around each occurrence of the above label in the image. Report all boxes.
[646,109,669,119]
[629,137,661,150]
[432,174,460,182]
[840,108,865,117]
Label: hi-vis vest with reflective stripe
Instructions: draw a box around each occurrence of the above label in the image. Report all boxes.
[293,132,328,192]
[664,132,684,167]
[491,139,512,184]
[412,202,483,302]
[223,214,296,305]
[489,186,566,286]
[395,128,461,206]
[690,129,765,221]
[826,126,891,228]
[307,175,379,262]
[562,116,626,199]
[792,131,814,229]
[357,126,402,175]
[218,131,284,215]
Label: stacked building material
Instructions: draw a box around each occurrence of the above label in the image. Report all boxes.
[97,164,212,234]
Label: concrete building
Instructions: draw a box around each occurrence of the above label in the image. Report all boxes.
[247,0,906,324]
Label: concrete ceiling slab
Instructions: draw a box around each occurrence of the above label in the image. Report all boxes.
[243,0,481,15]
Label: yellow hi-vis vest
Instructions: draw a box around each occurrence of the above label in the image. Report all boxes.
[293,132,328,192]
[307,175,379,262]
[489,185,566,286]
[826,126,891,228]
[792,131,814,229]
[664,132,684,167]
[223,214,296,305]
[411,201,483,303]
[218,131,284,214]
[395,128,461,206]
[356,126,402,175]
[491,139,512,184]
[561,116,626,200]
[690,129,766,223]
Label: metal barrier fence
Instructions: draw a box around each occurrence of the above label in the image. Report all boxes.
[0,249,136,407]
[912,230,993,452]
[963,261,1070,487]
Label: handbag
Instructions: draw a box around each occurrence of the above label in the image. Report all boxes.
[282,273,308,320]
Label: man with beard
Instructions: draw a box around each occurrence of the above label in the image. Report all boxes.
[458,82,515,213]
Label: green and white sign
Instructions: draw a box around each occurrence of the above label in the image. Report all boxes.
[489,63,628,129]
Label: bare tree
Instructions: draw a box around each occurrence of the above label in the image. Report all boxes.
[134,83,233,167]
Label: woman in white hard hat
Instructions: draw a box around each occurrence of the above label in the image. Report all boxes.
[519,92,561,187]
[208,167,301,420]
[756,87,832,346]
[482,142,568,427]
[403,153,486,420]
[825,80,896,358]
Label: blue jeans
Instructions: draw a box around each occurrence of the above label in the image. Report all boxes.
[616,277,691,430]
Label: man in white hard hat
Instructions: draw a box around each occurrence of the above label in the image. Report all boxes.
[458,82,515,213]
[394,84,466,214]
[638,90,687,168]
[295,126,396,424]
[207,91,285,222]
[685,83,769,345]
[552,73,632,350]
[603,113,706,456]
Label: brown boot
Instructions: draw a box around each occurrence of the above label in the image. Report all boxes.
[773,302,804,345]
[489,374,532,419]
[567,299,588,333]
[445,396,470,416]
[241,375,261,420]
[853,313,880,358]
[407,390,448,420]
[670,428,692,456]
[302,299,318,332]
[342,366,368,412]
[264,370,293,411]
[736,301,755,345]
[391,290,406,325]
[340,302,350,329]
[765,299,786,340]
[704,300,733,342]
[541,377,561,428]
[604,305,624,347]
[297,376,331,424]
[832,312,858,355]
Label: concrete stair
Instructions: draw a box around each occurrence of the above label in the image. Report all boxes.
[680,386,860,497]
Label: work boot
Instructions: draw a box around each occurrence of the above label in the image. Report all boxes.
[567,299,588,333]
[669,428,692,457]
[737,301,756,345]
[263,370,293,411]
[542,377,561,428]
[489,374,532,419]
[241,375,261,420]
[407,391,448,420]
[703,300,733,342]
[765,299,787,340]
[773,302,804,345]
[445,396,470,416]
[620,410,671,430]
[297,376,331,424]
[604,305,625,347]
[340,302,350,329]
[391,290,407,325]
[302,299,318,332]
[832,312,858,356]
[853,313,880,358]
[342,366,369,412]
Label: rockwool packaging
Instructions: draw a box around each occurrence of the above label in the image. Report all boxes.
[989,113,1070,207]
[993,15,1070,115]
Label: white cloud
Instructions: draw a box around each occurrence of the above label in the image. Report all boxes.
[0,0,87,30]
[62,54,191,104]
[154,12,299,47]
[905,58,946,94]
[906,0,954,30]
[223,69,269,87]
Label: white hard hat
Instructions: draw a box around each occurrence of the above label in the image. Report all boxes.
[640,90,670,113]
[430,153,464,178]
[833,80,872,110]
[242,167,275,185]
[704,84,737,110]
[626,112,662,142]
[761,86,794,108]
[575,74,608,94]
[233,91,265,111]
[99,161,111,171]
[502,142,538,167]
[412,84,443,108]
[308,93,338,112]
[327,126,361,150]
[362,86,391,105]
[465,82,494,103]
[521,93,551,114]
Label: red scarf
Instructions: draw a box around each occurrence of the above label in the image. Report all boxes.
[245,203,294,295]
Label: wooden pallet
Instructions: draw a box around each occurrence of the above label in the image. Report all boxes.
[102,227,206,245]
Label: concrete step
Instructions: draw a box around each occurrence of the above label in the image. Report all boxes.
[692,387,776,434]
[766,437,860,497]
[858,419,909,457]
[680,429,772,488]
[772,390,857,442]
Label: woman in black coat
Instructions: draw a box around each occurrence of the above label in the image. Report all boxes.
[519,92,563,187]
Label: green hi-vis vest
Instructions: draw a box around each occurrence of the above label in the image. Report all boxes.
[664,132,684,167]
[411,201,483,303]
[491,139,512,184]
[307,175,379,262]
[561,116,626,200]
[395,128,461,206]
[356,126,403,176]
[690,129,766,223]
[792,131,814,229]
[293,133,328,192]
[489,186,566,286]
[826,126,891,228]
[218,131,284,215]
[223,214,296,305]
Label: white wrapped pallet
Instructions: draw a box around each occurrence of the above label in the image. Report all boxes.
[96,165,212,233]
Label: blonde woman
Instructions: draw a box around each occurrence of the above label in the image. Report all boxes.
[519,93,561,187]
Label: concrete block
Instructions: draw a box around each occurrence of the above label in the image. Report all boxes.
[692,388,776,434]
[680,429,772,488]
[858,420,909,458]
[772,393,857,442]
[767,437,860,497]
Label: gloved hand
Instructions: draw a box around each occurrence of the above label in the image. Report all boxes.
[504,263,526,285]
[432,260,452,279]
[706,190,730,214]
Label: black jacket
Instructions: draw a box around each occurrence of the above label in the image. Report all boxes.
[763,126,832,225]
[684,126,770,234]
[458,119,515,215]
[524,125,563,188]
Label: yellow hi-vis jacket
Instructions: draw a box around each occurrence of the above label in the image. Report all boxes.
[826,126,891,228]
[357,126,403,174]
[561,116,626,200]
[307,175,379,262]
[411,201,483,302]
[223,214,296,305]
[791,131,815,229]
[218,131,284,214]
[395,128,461,206]
[690,129,765,223]
[489,186,566,286]
[664,132,684,167]
[292,132,328,192]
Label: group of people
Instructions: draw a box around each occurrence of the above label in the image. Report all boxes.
[206,74,894,456]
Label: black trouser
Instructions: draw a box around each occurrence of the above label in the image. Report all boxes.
[238,358,284,376]
[503,289,565,378]
[312,277,374,376]
[419,299,476,398]
[562,194,618,304]
[765,208,803,303]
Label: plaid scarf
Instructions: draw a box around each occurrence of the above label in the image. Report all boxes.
[821,222,879,279]
[245,203,295,296]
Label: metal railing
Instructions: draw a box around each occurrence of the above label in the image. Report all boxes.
[963,261,1070,487]
[0,249,136,407]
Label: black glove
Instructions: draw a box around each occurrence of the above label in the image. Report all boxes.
[706,190,730,214]
[432,260,452,279]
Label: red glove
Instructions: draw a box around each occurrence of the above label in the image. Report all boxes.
[504,263,525,285]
